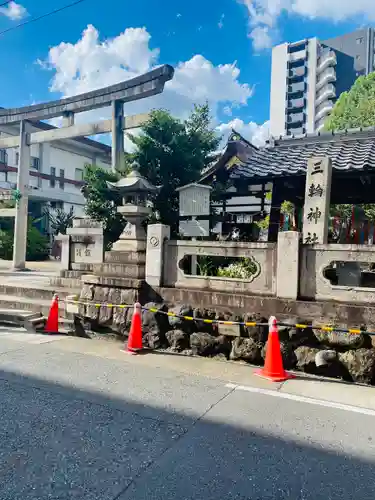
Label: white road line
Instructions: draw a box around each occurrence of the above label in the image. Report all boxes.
[225,383,375,417]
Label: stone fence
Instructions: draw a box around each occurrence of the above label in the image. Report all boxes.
[163,240,277,295]
[145,225,375,304]
[58,219,375,305]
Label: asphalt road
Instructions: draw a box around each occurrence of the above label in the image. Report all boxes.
[0,333,374,500]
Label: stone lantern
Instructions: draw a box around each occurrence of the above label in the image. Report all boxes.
[107,162,160,252]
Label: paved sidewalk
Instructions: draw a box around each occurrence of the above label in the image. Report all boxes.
[19,334,375,413]
[0,333,374,499]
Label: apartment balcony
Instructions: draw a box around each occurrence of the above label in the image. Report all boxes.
[287,97,305,111]
[287,81,306,97]
[316,119,326,132]
[317,49,337,74]
[289,48,307,62]
[286,126,305,136]
[288,57,306,69]
[288,65,306,82]
[316,67,336,91]
[287,112,305,125]
[315,83,336,106]
[315,100,334,122]
[288,40,307,54]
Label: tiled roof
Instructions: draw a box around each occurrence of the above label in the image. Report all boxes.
[225,127,375,179]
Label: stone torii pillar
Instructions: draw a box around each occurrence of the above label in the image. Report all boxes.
[12,120,31,270]
[111,100,125,173]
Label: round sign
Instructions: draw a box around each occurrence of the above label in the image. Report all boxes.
[149,236,159,247]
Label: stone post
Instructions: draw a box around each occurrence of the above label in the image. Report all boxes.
[276,231,300,300]
[55,233,70,270]
[111,100,124,173]
[145,224,170,287]
[67,217,104,272]
[303,156,332,244]
[12,120,31,270]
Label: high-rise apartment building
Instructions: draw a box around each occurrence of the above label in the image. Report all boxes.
[269,28,375,138]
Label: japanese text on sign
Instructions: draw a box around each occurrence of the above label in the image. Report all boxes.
[75,247,91,257]
[307,207,321,224]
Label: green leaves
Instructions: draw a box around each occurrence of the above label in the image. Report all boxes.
[325,72,375,131]
[45,206,74,235]
[127,103,220,233]
[83,163,126,250]
[83,103,221,245]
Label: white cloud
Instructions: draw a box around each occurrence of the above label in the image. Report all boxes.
[240,0,375,50]
[250,25,274,50]
[0,1,27,20]
[216,118,270,147]
[40,24,261,149]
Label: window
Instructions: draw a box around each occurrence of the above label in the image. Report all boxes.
[30,157,40,170]
[15,152,19,166]
[50,201,63,210]
[75,168,84,181]
[59,169,65,190]
[50,167,56,188]
[356,54,361,61]
[356,37,364,44]
[0,149,7,164]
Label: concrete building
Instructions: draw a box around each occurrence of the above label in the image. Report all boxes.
[270,28,375,138]
[0,119,111,218]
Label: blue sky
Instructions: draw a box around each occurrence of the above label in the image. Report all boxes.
[0,0,372,144]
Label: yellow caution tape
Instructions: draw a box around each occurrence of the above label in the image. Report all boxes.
[64,299,372,336]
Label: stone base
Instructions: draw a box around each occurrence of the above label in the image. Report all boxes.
[111,238,146,252]
[105,250,146,264]
[81,274,144,289]
[71,263,94,272]
[92,263,145,279]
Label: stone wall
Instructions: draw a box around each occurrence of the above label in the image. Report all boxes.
[69,296,375,386]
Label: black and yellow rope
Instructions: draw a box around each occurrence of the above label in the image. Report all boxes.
[64,299,371,336]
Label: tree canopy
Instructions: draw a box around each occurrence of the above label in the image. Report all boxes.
[324,72,375,131]
[128,103,220,230]
[83,103,221,247]
[82,164,125,249]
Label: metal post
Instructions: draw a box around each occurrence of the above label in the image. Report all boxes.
[12,120,31,270]
[111,100,124,173]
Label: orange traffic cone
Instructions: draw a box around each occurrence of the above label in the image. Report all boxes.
[45,294,59,334]
[125,302,143,355]
[255,316,294,382]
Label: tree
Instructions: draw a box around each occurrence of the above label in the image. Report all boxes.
[45,206,74,235]
[82,163,126,249]
[325,72,375,131]
[0,218,49,261]
[128,103,220,232]
[82,104,220,246]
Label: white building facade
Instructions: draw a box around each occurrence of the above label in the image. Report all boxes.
[0,120,111,218]
[270,28,375,138]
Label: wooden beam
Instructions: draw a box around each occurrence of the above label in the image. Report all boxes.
[0,112,150,149]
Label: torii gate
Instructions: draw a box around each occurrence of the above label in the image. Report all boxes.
[0,64,174,270]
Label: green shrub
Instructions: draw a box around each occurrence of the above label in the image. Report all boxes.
[0,222,50,261]
[0,229,13,259]
[217,258,258,279]
[26,225,50,261]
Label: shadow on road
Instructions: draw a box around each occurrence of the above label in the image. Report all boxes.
[0,367,373,500]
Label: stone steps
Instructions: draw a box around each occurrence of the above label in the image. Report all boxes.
[49,276,83,289]
[0,293,66,317]
[0,284,80,302]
